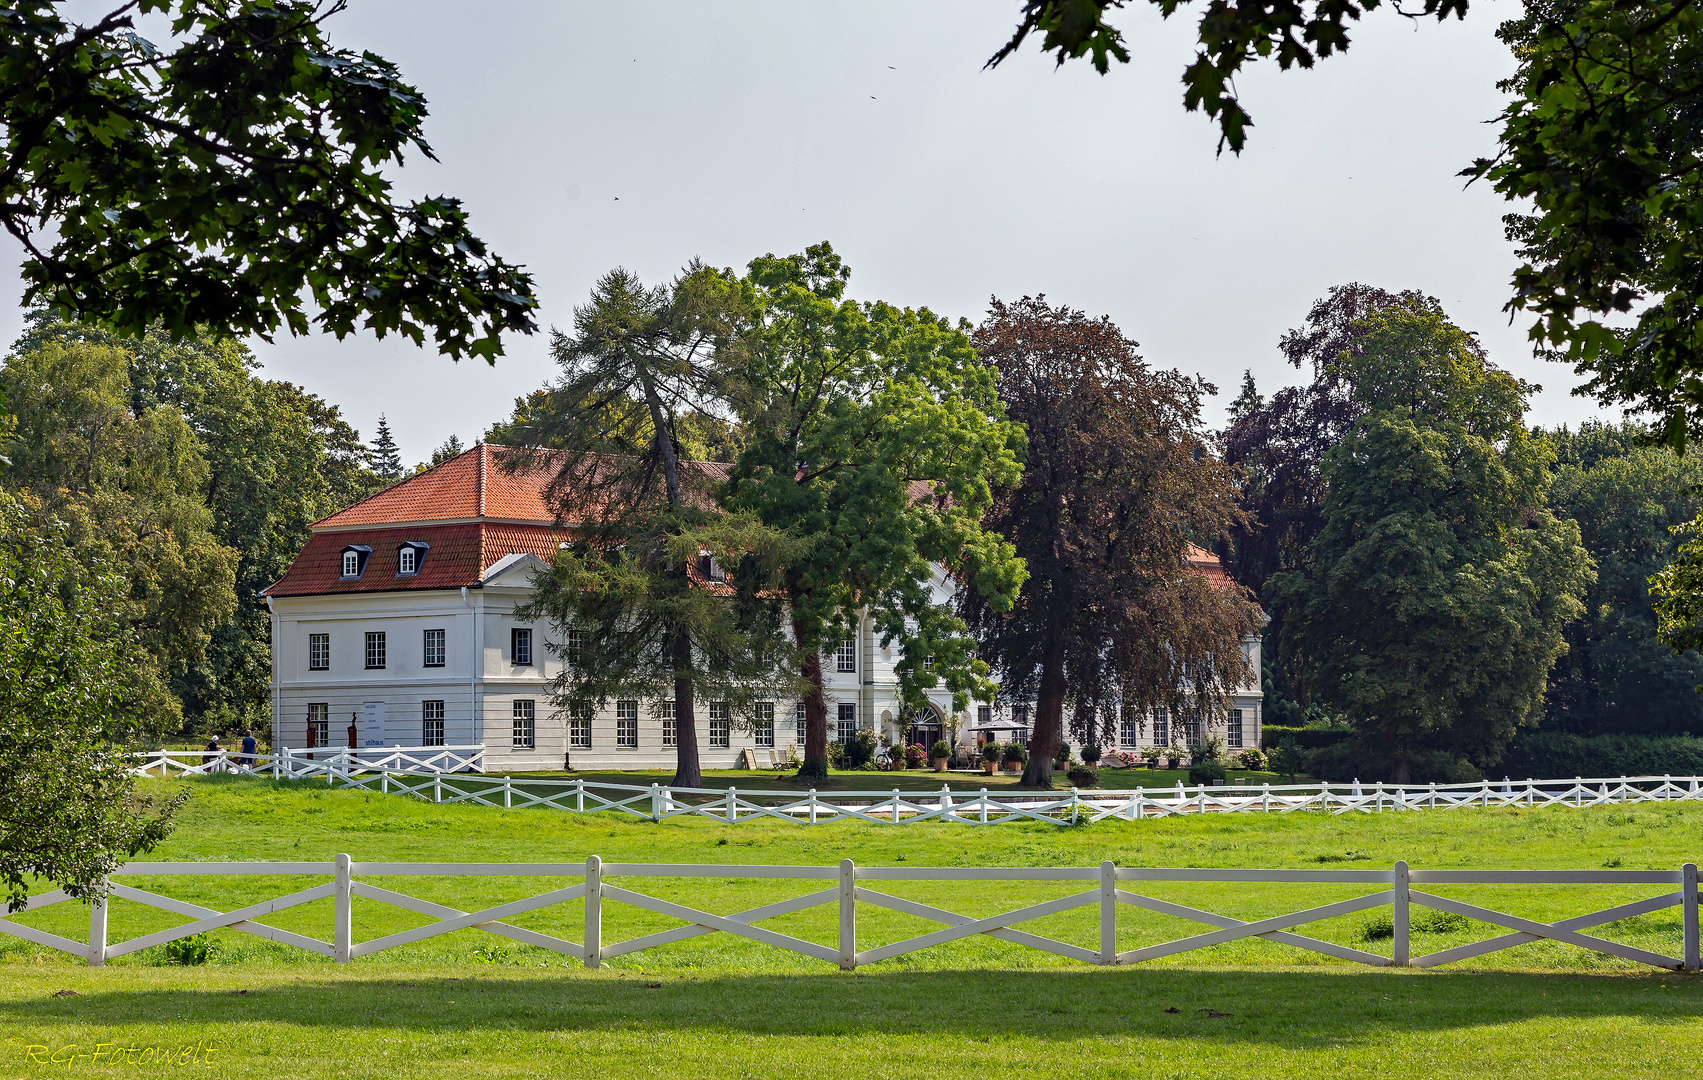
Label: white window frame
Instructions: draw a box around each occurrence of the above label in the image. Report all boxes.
[616,700,638,749]
[1154,709,1170,747]
[1119,707,1140,749]
[662,700,677,747]
[398,546,417,575]
[795,701,807,746]
[836,702,857,745]
[308,633,329,671]
[422,629,445,668]
[708,701,730,748]
[567,628,587,667]
[568,701,592,749]
[341,550,360,578]
[308,703,329,748]
[836,638,856,673]
[754,702,774,748]
[512,699,536,749]
[1227,708,1243,750]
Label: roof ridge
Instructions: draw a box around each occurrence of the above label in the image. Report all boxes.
[477,442,487,518]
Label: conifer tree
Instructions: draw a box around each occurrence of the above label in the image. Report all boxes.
[367,415,404,480]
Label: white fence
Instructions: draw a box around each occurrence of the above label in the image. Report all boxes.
[2,857,1696,973]
[130,749,1703,826]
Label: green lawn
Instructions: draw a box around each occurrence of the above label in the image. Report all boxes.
[494,765,1291,794]
[1,776,1700,1078]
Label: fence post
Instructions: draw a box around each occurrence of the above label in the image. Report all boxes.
[433,774,441,804]
[979,788,988,825]
[584,855,602,970]
[1392,860,1410,968]
[1100,860,1117,965]
[651,783,662,822]
[504,778,512,810]
[576,779,585,813]
[940,784,953,820]
[891,788,900,824]
[1375,781,1384,813]
[1684,862,1699,973]
[838,858,856,971]
[381,772,389,795]
[729,787,738,824]
[808,789,818,825]
[1481,779,1489,809]
[333,853,351,964]
[1130,787,1142,822]
[88,884,107,968]
[1262,783,1270,813]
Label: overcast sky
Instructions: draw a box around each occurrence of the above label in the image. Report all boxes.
[2,0,1618,465]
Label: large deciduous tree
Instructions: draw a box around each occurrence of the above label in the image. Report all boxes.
[1,1,536,358]
[721,244,1025,783]
[991,2,1703,447]
[507,266,796,788]
[961,296,1263,788]
[0,491,182,909]
[1272,306,1591,782]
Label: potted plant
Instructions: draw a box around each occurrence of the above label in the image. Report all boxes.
[981,741,1001,775]
[1165,747,1181,770]
[905,742,928,769]
[1053,741,1071,769]
[1002,742,1028,774]
[1081,745,1102,767]
[1141,747,1161,770]
[931,739,952,771]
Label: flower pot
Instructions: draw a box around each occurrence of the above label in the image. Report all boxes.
[933,757,948,771]
[1166,757,1180,770]
[1004,761,1023,774]
[891,758,906,771]
[983,762,997,776]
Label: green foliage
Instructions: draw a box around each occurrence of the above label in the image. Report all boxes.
[981,741,1002,764]
[1187,758,1226,786]
[1543,423,1703,735]
[720,244,1024,778]
[428,435,466,469]
[829,729,878,770]
[1500,731,1703,780]
[1274,306,1592,782]
[1236,748,1268,771]
[367,416,403,481]
[1268,740,1306,779]
[1065,764,1099,789]
[1002,742,1028,764]
[5,313,382,728]
[0,1,536,359]
[162,932,219,966]
[1472,3,1703,449]
[0,491,181,910]
[1080,744,1102,764]
[930,740,952,759]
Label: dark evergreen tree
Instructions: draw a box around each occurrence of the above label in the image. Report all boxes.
[368,415,404,481]
[429,435,466,468]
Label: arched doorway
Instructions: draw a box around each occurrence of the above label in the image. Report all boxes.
[900,702,945,750]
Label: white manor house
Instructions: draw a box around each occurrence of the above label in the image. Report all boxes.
[264,444,1263,770]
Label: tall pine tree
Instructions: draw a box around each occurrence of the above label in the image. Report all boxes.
[368,415,404,480]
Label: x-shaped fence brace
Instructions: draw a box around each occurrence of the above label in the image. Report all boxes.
[2,859,1695,972]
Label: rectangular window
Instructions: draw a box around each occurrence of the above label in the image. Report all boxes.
[512,699,536,749]
[398,546,417,575]
[616,700,638,749]
[1226,708,1244,750]
[795,701,807,746]
[511,627,532,666]
[1012,705,1028,729]
[307,633,330,671]
[308,703,329,748]
[1187,711,1204,747]
[1154,709,1169,747]
[567,628,587,666]
[708,701,731,748]
[977,704,991,728]
[754,702,774,748]
[836,638,856,673]
[662,700,677,747]
[568,700,592,749]
[422,700,445,746]
[1119,706,1140,749]
[342,550,360,578]
[423,629,445,668]
[924,654,934,673]
[364,631,386,670]
[836,702,857,745]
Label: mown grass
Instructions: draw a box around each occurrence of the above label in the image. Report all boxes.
[1,776,1700,1078]
[496,765,1289,792]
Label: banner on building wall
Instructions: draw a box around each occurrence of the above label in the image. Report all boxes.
[361,701,387,747]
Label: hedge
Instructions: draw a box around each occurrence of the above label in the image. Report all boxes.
[1497,732,1703,780]
[1260,725,1354,751]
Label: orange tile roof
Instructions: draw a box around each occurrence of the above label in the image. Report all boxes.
[1186,545,1236,590]
[313,443,560,529]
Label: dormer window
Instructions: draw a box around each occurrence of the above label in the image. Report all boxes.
[395,541,429,577]
[339,545,371,580]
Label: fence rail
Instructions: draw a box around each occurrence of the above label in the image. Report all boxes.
[3,857,1697,973]
[130,749,1703,826]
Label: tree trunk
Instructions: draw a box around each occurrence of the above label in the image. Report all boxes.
[670,627,701,788]
[794,613,830,782]
[1390,747,1410,787]
[1022,644,1066,788]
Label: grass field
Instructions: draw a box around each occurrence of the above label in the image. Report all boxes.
[2,776,1700,1078]
[496,765,1289,793]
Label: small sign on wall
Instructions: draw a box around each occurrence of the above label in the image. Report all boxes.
[361,701,387,747]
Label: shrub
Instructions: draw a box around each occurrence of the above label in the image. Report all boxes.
[905,742,928,766]
[1190,735,1226,766]
[1187,758,1226,785]
[930,740,951,759]
[1003,742,1028,764]
[836,729,878,770]
[1499,731,1703,779]
[1269,739,1306,778]
[1080,744,1102,765]
[164,933,218,966]
[1237,747,1268,771]
[981,741,1002,764]
[1066,764,1099,788]
[1260,724,1355,752]
[1054,741,1071,765]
